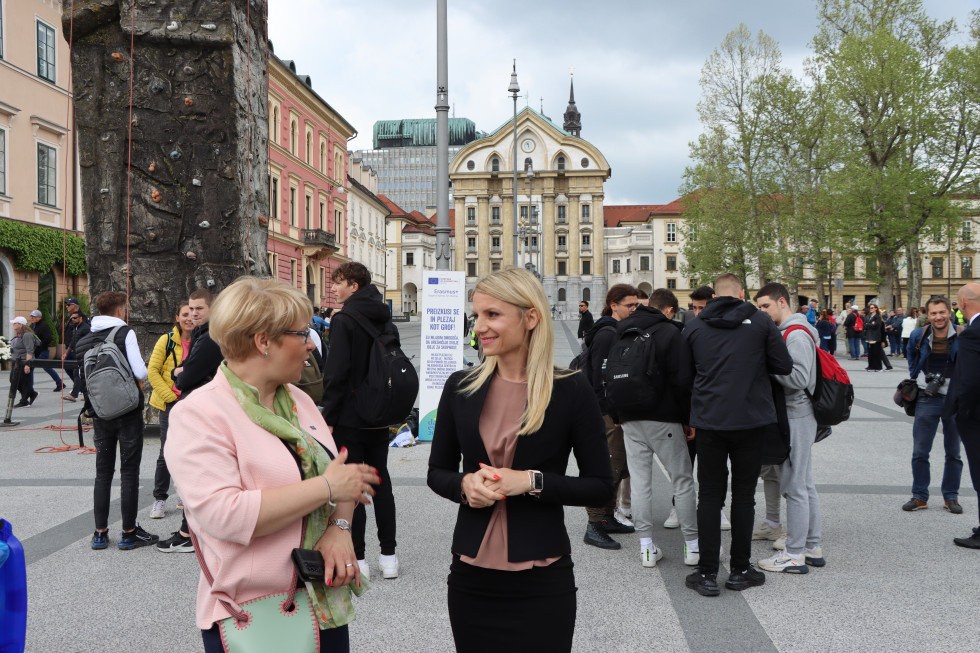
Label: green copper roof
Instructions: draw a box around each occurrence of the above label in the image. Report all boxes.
[373,118,478,148]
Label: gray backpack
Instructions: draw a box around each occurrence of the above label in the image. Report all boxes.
[82,326,140,420]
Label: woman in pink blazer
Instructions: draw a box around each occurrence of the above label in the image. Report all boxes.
[167,277,379,653]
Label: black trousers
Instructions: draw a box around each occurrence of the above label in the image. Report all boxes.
[331,425,397,558]
[93,410,144,531]
[153,402,174,501]
[696,426,767,575]
[448,555,576,653]
[957,419,980,525]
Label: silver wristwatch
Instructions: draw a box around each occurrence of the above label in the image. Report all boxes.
[529,470,543,496]
[328,518,351,531]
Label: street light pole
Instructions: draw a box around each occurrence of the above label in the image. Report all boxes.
[434,0,451,270]
[527,164,534,274]
[509,61,520,266]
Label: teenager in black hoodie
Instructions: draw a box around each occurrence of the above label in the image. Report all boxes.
[682,274,792,597]
[582,284,639,550]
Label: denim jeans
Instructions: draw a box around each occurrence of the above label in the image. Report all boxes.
[35,349,63,386]
[911,394,962,502]
[93,410,145,531]
[888,334,901,355]
[847,337,862,359]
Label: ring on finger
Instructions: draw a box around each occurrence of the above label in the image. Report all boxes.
[345,563,354,567]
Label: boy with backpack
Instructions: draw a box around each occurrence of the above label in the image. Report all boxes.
[753,283,825,574]
[607,289,699,568]
[74,291,158,551]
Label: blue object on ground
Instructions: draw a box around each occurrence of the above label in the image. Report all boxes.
[0,518,27,653]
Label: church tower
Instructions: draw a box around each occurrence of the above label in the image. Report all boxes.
[563,74,581,137]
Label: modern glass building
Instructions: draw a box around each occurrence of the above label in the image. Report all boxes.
[352,118,482,213]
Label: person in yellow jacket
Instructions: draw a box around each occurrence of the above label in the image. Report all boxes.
[147,303,195,520]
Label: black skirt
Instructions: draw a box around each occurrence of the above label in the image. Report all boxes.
[447,555,577,653]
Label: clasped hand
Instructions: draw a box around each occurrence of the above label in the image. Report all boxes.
[461,462,531,509]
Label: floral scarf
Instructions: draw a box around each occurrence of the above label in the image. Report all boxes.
[220,364,367,629]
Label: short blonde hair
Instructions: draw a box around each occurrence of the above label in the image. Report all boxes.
[209,276,313,361]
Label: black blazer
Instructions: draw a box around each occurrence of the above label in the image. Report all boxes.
[427,369,613,562]
[949,319,980,431]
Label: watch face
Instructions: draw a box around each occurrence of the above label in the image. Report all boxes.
[521,139,535,153]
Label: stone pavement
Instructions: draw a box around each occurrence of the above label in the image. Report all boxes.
[1,323,978,652]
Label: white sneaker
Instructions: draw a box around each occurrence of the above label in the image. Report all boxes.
[752,521,783,541]
[379,554,399,579]
[641,544,664,568]
[614,507,634,527]
[758,551,808,574]
[357,559,371,582]
[150,500,166,519]
[684,544,700,566]
[773,534,786,550]
[720,510,731,531]
[663,508,680,529]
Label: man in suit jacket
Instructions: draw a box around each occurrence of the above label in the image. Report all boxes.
[950,282,980,549]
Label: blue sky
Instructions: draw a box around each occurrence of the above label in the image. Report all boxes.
[270,0,978,205]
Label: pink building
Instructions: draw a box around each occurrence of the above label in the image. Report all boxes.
[267,49,355,310]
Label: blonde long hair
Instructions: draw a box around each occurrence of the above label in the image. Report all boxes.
[460,268,570,435]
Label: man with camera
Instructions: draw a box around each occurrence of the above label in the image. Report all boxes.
[903,296,963,514]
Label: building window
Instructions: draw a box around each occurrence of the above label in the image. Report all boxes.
[305,195,312,229]
[865,257,877,278]
[582,234,591,250]
[491,206,500,224]
[529,206,538,225]
[932,256,944,279]
[467,160,475,170]
[467,262,477,277]
[612,260,621,274]
[558,261,567,276]
[406,252,414,266]
[492,262,501,272]
[626,259,631,273]
[491,236,500,252]
[963,221,973,241]
[963,256,973,278]
[640,256,650,271]
[580,158,589,168]
[290,258,296,285]
[583,287,591,301]
[0,129,6,195]
[557,205,566,223]
[666,255,677,271]
[320,142,326,172]
[305,132,312,164]
[688,223,698,242]
[289,187,296,226]
[557,155,565,171]
[290,120,297,154]
[37,20,56,83]
[270,177,278,219]
[667,278,677,290]
[582,260,591,275]
[666,222,677,243]
[844,258,855,279]
[558,288,566,301]
[467,236,476,253]
[37,142,56,206]
[520,206,528,222]
[467,207,475,225]
[557,235,567,251]
[524,157,532,171]
[491,157,500,172]
[319,201,325,228]
[581,205,590,222]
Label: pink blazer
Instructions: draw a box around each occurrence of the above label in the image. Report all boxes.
[166,371,337,629]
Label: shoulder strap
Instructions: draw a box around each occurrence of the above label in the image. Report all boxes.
[338,310,383,340]
[165,331,178,366]
[782,324,816,345]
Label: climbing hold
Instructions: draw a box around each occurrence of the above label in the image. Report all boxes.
[183,66,194,74]
[143,299,153,307]
[151,82,165,94]
[149,232,157,240]
[192,178,202,186]
[198,221,211,228]
[111,52,124,62]
[149,163,157,172]
[151,190,162,202]
[175,201,182,209]
[100,133,110,142]
[184,97,194,107]
[186,252,198,260]
[166,21,179,31]
[258,215,269,226]
[100,188,109,194]
[202,23,217,31]
[169,150,181,161]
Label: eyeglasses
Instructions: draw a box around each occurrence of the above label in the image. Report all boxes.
[282,326,311,343]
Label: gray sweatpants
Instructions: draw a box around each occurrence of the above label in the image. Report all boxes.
[781,413,822,554]
[623,420,698,542]
[760,464,782,524]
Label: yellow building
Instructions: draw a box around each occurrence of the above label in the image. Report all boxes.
[449,99,611,311]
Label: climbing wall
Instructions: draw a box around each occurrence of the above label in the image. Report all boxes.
[63,0,270,345]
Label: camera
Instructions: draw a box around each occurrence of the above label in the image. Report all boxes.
[924,373,945,397]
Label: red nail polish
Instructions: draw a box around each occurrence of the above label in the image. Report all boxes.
[501,495,507,500]
[493,475,500,480]
[326,578,332,587]
[341,446,347,454]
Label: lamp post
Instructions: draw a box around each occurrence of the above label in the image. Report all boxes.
[526,164,534,273]
[434,0,450,270]
[509,61,520,266]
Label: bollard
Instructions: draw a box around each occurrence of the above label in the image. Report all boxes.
[0,518,27,653]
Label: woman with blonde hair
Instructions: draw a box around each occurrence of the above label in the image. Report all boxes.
[427,267,613,652]
[166,277,380,653]
[147,303,195,520]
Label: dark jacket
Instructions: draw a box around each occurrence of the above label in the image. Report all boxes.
[815,319,836,344]
[843,311,860,339]
[907,325,958,381]
[62,311,88,351]
[427,369,613,562]
[322,284,393,428]
[863,313,885,342]
[614,305,693,424]
[584,315,617,416]
[948,318,980,429]
[577,310,594,339]
[174,322,223,396]
[32,320,54,349]
[682,296,793,430]
[68,319,91,352]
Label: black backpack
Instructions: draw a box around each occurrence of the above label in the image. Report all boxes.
[602,325,662,414]
[343,312,419,428]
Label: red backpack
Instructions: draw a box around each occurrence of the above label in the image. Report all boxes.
[783,326,855,438]
[853,314,864,332]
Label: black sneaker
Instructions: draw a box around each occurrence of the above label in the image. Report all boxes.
[599,514,635,534]
[953,527,980,549]
[91,531,109,550]
[726,566,766,591]
[685,571,720,597]
[118,523,159,550]
[584,522,621,550]
[156,531,194,553]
